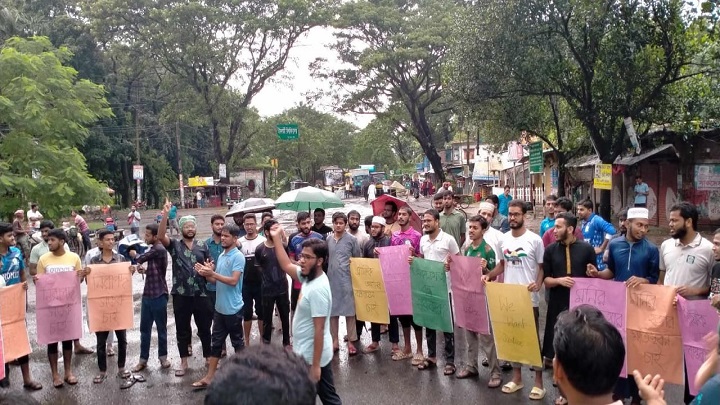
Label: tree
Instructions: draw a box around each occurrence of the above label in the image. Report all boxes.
[449,0,712,218]
[315,0,460,182]
[0,36,112,219]
[85,0,334,166]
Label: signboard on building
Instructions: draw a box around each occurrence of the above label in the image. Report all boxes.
[695,165,720,191]
[276,123,299,140]
[529,142,543,174]
[229,169,266,196]
[188,176,213,187]
[324,169,345,187]
[132,165,144,180]
[593,164,612,190]
[219,164,227,178]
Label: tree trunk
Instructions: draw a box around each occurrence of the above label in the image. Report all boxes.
[423,145,445,183]
[557,152,567,197]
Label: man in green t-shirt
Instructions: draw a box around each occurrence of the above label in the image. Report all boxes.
[439,190,466,248]
[453,215,502,389]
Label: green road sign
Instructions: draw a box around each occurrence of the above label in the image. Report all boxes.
[277,123,299,140]
[529,141,543,174]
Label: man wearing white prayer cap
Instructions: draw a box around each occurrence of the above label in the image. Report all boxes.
[357,215,391,353]
[587,205,660,403]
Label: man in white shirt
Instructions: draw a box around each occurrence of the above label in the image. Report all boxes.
[659,202,714,404]
[484,199,545,400]
[27,204,43,232]
[127,206,141,235]
[415,209,459,376]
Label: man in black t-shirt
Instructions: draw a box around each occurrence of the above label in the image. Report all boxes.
[255,220,291,348]
[312,208,332,238]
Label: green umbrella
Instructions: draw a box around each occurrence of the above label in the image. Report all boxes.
[274,186,345,212]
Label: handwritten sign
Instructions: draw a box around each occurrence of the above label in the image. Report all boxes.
[449,256,489,335]
[87,263,134,332]
[626,284,683,384]
[36,271,83,345]
[677,297,720,395]
[410,258,453,333]
[0,284,31,362]
[570,278,627,376]
[350,258,390,324]
[486,282,542,367]
[377,245,413,315]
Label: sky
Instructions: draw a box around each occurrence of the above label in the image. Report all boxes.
[249,27,374,129]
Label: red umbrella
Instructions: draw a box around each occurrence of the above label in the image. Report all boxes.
[370,194,422,233]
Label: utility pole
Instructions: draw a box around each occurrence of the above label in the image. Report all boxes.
[176,121,185,208]
[135,109,142,204]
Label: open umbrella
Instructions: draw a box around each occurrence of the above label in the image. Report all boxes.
[275,186,344,212]
[225,198,276,217]
[370,194,422,232]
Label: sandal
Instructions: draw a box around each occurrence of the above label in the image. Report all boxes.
[191,380,209,390]
[502,381,525,394]
[107,347,115,357]
[529,387,546,400]
[488,376,503,389]
[456,367,479,379]
[120,376,136,390]
[443,364,456,376]
[160,359,172,369]
[93,374,107,384]
[64,376,78,385]
[347,344,358,356]
[555,396,568,405]
[417,359,436,370]
[363,344,380,354]
[411,354,425,366]
[174,368,187,377]
[131,363,146,373]
[132,374,146,383]
[53,379,64,389]
[22,381,43,391]
[75,346,94,355]
[117,370,131,379]
[391,351,413,361]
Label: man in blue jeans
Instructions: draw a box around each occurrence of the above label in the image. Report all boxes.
[129,224,170,372]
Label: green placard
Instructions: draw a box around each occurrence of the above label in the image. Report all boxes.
[276,123,299,140]
[410,258,453,333]
[529,141,543,174]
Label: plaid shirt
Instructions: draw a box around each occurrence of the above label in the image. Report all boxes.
[135,242,169,299]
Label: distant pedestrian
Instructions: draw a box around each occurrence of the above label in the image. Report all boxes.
[128,205,141,235]
[498,186,512,216]
[633,175,649,208]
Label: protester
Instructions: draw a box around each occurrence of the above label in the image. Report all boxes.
[485,195,510,233]
[82,230,134,387]
[0,222,41,391]
[413,209,459,375]
[440,190,466,248]
[450,215,502,388]
[288,212,324,334]
[130,224,171,372]
[158,201,213,377]
[346,210,368,248]
[576,199,615,271]
[238,213,266,346]
[256,220,290,348]
[327,212,362,356]
[33,229,81,388]
[539,195,558,236]
[192,223,246,389]
[269,224,343,404]
[358,216,390,353]
[205,215,226,356]
[541,197,584,248]
[128,205,141,235]
[541,213,595,404]
[659,202,714,404]
[312,208,333,238]
[382,201,401,237]
[484,199,545,400]
[203,345,316,405]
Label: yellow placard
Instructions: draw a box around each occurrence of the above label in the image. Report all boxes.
[485,282,542,367]
[593,164,612,190]
[350,258,390,324]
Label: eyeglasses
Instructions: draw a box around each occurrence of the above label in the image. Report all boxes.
[508,212,523,218]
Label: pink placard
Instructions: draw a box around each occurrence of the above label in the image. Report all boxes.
[36,271,83,345]
[570,278,628,377]
[449,255,489,335]
[377,245,413,315]
[677,297,720,395]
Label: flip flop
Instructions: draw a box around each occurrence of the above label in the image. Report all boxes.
[53,380,64,389]
[160,360,172,369]
[191,380,209,390]
[363,344,380,354]
[132,374,146,383]
[174,368,187,377]
[347,345,358,356]
[64,376,78,386]
[488,376,503,388]
[502,381,525,394]
[529,387,546,400]
[443,364,456,376]
[417,359,437,370]
[117,370,131,379]
[22,381,43,391]
[93,374,107,384]
[120,376,136,390]
[131,363,147,373]
[411,354,425,366]
[391,351,413,361]
[107,347,115,357]
[456,368,479,379]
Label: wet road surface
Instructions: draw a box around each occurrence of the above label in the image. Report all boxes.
[14,196,683,404]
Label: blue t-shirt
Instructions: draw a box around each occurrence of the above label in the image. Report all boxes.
[205,237,224,292]
[0,246,24,286]
[292,266,333,368]
[692,374,720,405]
[498,193,512,216]
[634,182,649,204]
[540,217,555,237]
[168,205,178,220]
[214,248,245,315]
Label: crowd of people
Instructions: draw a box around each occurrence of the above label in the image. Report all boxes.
[1,185,720,405]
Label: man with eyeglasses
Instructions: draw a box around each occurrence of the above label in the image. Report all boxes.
[238,213,266,347]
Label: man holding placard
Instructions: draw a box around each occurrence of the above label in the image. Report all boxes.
[451,215,502,388]
[0,222,41,391]
[483,200,545,400]
[415,209,459,375]
[541,213,595,405]
[82,230,135,387]
[358,216,390,354]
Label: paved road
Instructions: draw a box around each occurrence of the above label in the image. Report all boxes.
[14,196,683,404]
